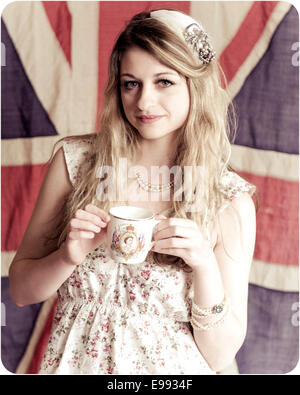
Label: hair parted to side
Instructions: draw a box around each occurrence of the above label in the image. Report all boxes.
[48,10,236,270]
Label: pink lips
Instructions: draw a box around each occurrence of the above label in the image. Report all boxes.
[137,115,164,124]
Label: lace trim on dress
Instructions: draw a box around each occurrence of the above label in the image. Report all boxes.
[218,169,256,211]
[62,137,94,186]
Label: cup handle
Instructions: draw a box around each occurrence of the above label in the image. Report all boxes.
[150,219,161,249]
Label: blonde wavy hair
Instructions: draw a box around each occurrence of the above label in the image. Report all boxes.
[48,10,236,269]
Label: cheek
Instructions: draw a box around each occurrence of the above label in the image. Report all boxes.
[121,94,133,117]
[181,94,190,119]
[183,87,191,112]
[121,93,127,109]
[170,89,190,121]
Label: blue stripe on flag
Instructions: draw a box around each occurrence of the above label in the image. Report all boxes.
[1,278,42,373]
[1,19,58,139]
[233,7,299,154]
[236,283,299,374]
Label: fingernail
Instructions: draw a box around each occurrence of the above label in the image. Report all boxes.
[103,215,110,223]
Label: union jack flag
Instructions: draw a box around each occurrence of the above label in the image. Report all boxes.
[1,1,298,374]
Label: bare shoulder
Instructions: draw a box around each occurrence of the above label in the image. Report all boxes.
[230,190,256,211]
[215,192,256,259]
[219,192,256,228]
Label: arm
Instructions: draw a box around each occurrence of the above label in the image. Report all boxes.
[9,147,110,306]
[152,192,256,372]
[192,193,256,371]
[9,147,75,306]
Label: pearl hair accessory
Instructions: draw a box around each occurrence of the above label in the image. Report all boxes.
[150,9,216,65]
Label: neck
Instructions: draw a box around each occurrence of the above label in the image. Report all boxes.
[136,133,179,168]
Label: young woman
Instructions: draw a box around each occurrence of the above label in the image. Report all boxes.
[9,9,256,374]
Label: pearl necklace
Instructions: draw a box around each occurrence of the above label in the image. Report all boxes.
[135,172,174,192]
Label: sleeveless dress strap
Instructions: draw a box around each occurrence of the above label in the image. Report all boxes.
[62,137,93,187]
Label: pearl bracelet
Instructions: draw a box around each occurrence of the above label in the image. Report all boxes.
[191,305,230,331]
[191,299,230,332]
[192,295,228,318]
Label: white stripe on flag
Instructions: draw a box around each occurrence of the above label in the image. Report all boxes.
[67,2,99,133]
[227,1,291,99]
[230,144,298,182]
[2,1,72,137]
[2,136,64,166]
[249,259,299,292]
[190,1,253,58]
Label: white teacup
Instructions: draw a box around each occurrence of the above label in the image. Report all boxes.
[106,206,161,264]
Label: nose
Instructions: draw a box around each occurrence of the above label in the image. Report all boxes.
[136,83,156,111]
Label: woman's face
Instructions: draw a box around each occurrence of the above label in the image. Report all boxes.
[120,47,190,141]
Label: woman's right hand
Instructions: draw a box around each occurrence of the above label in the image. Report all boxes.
[61,204,111,265]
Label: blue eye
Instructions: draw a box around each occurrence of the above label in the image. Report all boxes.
[158,79,174,87]
[122,81,139,90]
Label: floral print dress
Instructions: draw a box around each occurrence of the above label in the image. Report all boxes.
[39,138,255,375]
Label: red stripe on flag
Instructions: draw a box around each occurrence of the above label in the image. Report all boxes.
[42,1,72,67]
[3,166,298,266]
[96,1,190,128]
[219,1,278,85]
[27,297,59,374]
[240,171,299,266]
[1,164,48,251]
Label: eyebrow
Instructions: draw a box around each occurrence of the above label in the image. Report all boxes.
[120,72,179,78]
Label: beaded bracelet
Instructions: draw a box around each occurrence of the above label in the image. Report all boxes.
[191,306,230,331]
[191,298,230,331]
[191,300,230,332]
[192,295,228,318]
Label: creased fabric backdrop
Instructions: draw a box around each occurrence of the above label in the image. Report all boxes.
[1,1,299,374]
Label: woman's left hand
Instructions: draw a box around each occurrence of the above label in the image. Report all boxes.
[151,215,215,270]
